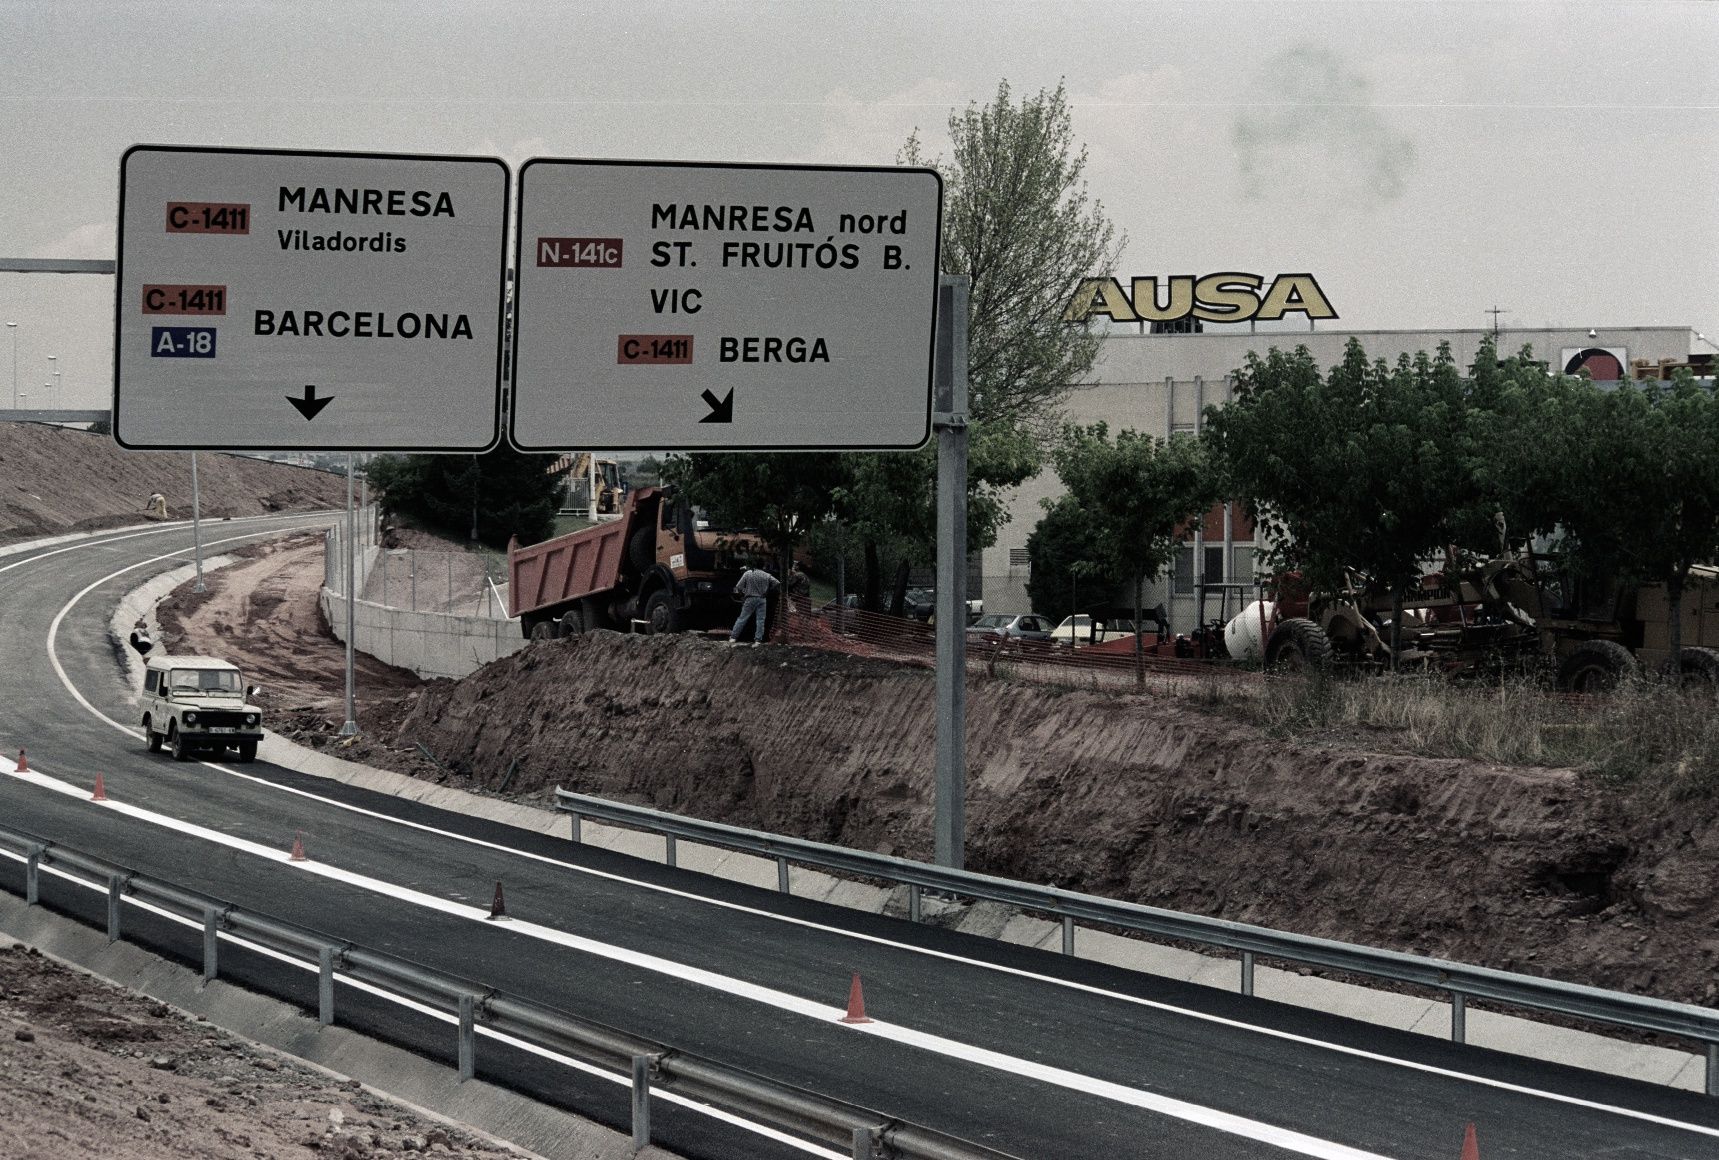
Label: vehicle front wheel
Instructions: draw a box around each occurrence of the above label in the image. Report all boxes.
[236,740,258,763]
[169,725,191,762]
[1557,639,1637,693]
[643,590,679,635]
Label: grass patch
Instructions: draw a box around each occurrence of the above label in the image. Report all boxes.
[1209,671,1719,798]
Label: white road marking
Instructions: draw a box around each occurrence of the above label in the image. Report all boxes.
[22,520,1719,1145]
[0,847,843,1160]
[5,762,1395,1159]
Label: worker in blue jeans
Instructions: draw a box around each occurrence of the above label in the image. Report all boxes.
[729,564,780,646]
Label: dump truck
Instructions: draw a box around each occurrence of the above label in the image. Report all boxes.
[507,485,770,639]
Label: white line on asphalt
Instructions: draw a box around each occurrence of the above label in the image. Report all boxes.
[29,524,1719,1144]
[4,764,1396,1159]
[0,847,845,1160]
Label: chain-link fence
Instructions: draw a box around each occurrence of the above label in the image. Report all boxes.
[323,511,510,620]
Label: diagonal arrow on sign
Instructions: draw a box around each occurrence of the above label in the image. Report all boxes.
[699,388,733,424]
[287,385,333,420]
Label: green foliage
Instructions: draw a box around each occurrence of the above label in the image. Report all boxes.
[661,451,850,562]
[1048,422,1221,616]
[1024,497,1122,620]
[365,448,567,550]
[902,78,1124,432]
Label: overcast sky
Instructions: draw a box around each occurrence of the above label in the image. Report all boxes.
[1,0,1714,410]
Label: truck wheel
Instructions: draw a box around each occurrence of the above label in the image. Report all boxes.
[1678,646,1719,686]
[169,725,191,762]
[628,528,656,573]
[644,590,680,635]
[559,608,585,636]
[236,740,258,763]
[1264,617,1333,672]
[528,619,559,641]
[1557,640,1637,693]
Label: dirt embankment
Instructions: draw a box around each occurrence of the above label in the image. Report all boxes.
[394,632,1719,1008]
[0,423,345,543]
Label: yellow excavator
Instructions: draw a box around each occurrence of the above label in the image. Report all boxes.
[549,452,624,519]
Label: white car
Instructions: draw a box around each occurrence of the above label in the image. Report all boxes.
[140,655,264,763]
[966,613,1054,642]
[1049,615,1143,646]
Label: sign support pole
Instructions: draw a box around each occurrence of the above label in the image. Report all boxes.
[190,452,205,592]
[340,454,358,736]
[933,275,970,870]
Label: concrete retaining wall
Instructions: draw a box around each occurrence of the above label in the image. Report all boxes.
[320,585,524,680]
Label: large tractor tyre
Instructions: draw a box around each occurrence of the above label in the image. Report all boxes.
[643,590,680,635]
[528,618,559,641]
[1678,646,1719,687]
[169,725,192,762]
[1557,639,1638,693]
[559,607,585,637]
[1264,617,1334,672]
[628,528,656,573]
[236,740,258,763]
[144,717,163,753]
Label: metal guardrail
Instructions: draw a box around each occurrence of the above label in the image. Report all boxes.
[0,824,1020,1160]
[554,790,1719,1096]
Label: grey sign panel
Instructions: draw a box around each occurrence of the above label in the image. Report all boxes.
[114,145,508,451]
[510,160,942,451]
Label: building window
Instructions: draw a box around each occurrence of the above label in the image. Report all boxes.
[1173,545,1194,594]
[1008,547,1030,569]
[1204,545,1226,585]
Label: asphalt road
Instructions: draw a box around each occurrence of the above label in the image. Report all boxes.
[1,516,1717,1159]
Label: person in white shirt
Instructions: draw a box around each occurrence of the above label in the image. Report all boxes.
[729,565,780,646]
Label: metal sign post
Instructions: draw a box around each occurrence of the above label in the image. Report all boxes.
[190,451,206,592]
[340,454,358,736]
[933,275,969,870]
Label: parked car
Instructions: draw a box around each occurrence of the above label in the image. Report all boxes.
[1049,615,1144,646]
[967,613,1055,643]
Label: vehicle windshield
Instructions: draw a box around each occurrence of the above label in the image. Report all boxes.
[170,669,240,695]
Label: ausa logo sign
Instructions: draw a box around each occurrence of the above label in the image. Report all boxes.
[1064,273,1337,324]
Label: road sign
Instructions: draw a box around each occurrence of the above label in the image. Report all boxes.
[510,160,942,451]
[114,145,508,451]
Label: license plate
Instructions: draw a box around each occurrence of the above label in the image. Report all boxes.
[209,726,235,734]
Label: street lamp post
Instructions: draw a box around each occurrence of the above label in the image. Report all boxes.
[5,322,16,409]
[45,355,56,411]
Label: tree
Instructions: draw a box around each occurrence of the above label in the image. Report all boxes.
[1050,423,1221,682]
[1204,338,1482,660]
[365,447,567,550]
[661,451,851,573]
[1024,497,1122,623]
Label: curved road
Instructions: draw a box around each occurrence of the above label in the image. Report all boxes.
[0,516,1716,1158]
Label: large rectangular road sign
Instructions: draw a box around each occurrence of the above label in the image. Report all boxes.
[511,160,942,451]
[115,145,508,451]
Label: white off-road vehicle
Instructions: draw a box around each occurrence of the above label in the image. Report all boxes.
[140,656,264,762]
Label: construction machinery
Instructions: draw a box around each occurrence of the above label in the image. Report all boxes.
[508,485,771,639]
[550,452,624,519]
[1261,556,1719,691]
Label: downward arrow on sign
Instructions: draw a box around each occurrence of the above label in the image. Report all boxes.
[288,385,333,420]
[699,388,734,424]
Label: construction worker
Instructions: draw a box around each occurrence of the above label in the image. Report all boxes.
[728,562,780,646]
[144,492,167,519]
[127,619,153,657]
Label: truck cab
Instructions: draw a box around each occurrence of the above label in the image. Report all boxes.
[140,655,264,763]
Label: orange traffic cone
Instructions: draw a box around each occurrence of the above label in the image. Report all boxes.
[839,972,873,1024]
[16,748,27,772]
[91,774,107,802]
[288,832,306,862]
[488,881,510,921]
[1459,1123,1479,1160]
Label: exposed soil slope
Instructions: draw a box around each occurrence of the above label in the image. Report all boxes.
[0,422,345,543]
[394,633,1719,1008]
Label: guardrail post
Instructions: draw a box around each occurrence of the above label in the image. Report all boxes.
[106,874,123,943]
[569,812,582,844]
[777,856,790,894]
[1061,916,1075,956]
[908,883,921,923]
[1707,1043,1717,1097]
[1241,952,1255,997]
[318,946,335,1026]
[664,834,676,868]
[24,846,40,905]
[457,994,475,1081]
[1450,992,1467,1043]
[851,1126,876,1159]
[202,908,219,983]
[631,1054,651,1148]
